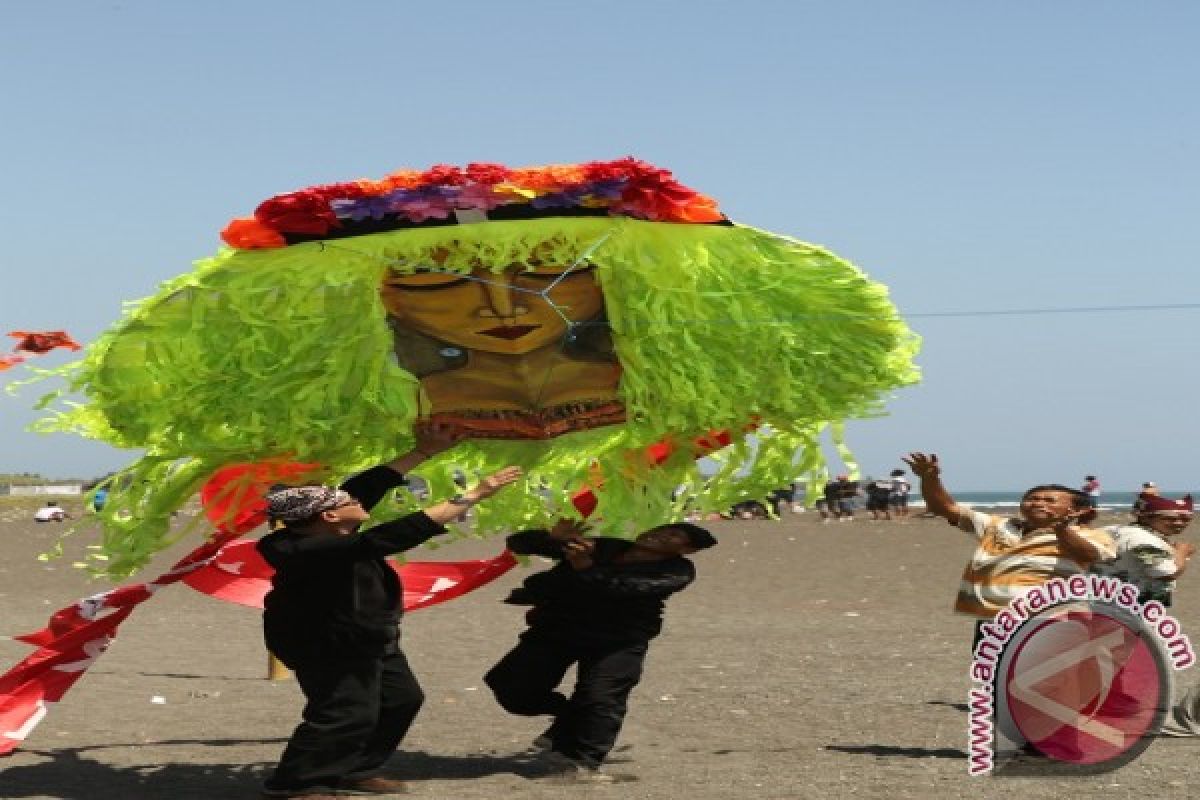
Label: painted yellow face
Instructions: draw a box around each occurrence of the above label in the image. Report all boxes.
[380,261,623,439]
[381,264,605,355]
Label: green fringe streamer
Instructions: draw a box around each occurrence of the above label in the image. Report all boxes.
[29,217,919,577]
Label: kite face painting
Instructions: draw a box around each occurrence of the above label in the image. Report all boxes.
[35,158,920,576]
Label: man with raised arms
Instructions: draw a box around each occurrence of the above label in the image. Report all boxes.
[903,452,1115,645]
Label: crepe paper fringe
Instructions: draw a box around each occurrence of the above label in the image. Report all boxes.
[31,216,918,577]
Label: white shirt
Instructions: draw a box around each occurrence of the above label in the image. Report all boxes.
[34,506,66,521]
[1092,524,1178,603]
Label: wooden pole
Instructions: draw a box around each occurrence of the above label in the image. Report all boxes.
[267,652,292,681]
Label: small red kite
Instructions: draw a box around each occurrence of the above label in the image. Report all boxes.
[8,330,82,354]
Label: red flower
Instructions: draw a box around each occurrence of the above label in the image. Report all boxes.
[584,157,665,184]
[254,190,340,236]
[618,170,683,220]
[420,164,467,186]
[306,182,371,203]
[221,217,287,249]
[613,163,723,223]
[465,162,512,185]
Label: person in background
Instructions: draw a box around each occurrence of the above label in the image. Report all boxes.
[767,485,794,516]
[829,475,860,521]
[1082,474,1102,509]
[888,468,912,519]
[790,479,809,514]
[1096,493,1200,739]
[1092,493,1193,606]
[865,475,894,521]
[1133,481,1160,513]
[33,501,70,522]
[814,478,837,522]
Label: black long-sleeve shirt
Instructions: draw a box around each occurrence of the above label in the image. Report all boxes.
[257,466,443,662]
[505,531,696,646]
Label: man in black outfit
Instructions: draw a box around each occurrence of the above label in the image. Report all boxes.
[257,433,521,800]
[484,519,717,783]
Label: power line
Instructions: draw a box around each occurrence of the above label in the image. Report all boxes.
[906,302,1200,319]
[614,302,1200,329]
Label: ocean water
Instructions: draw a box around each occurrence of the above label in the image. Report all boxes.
[928,490,1182,511]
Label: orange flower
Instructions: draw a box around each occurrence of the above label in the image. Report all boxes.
[673,193,724,223]
[378,170,423,191]
[508,164,584,191]
[221,218,287,249]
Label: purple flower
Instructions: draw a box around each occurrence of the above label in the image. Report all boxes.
[395,195,452,223]
[531,188,587,210]
[331,196,394,222]
[452,183,508,211]
[586,180,625,200]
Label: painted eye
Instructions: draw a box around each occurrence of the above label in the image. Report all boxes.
[386,270,473,290]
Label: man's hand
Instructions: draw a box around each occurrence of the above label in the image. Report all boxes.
[1052,512,1109,566]
[1053,510,1088,532]
[903,452,940,480]
[386,423,465,474]
[413,422,463,458]
[464,466,524,503]
[563,537,595,570]
[901,451,961,523]
[1175,542,1196,561]
[549,518,590,541]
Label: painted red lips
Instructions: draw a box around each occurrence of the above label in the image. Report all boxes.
[479,325,540,340]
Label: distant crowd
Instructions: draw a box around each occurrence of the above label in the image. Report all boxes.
[707,471,1168,523]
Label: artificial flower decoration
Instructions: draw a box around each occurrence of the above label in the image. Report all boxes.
[222,157,726,249]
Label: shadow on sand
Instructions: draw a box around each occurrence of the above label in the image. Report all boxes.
[3,739,553,799]
[824,744,967,760]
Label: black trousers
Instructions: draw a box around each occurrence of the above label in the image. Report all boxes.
[267,650,425,790]
[484,632,648,767]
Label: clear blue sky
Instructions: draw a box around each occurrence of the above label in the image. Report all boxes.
[1,1,1197,491]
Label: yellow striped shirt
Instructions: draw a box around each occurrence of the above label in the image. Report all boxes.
[953,508,1116,618]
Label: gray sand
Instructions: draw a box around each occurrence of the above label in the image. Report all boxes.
[1,506,1196,799]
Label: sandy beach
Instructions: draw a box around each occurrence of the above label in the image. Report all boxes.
[2,502,1197,800]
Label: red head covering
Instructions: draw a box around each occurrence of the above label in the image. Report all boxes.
[1138,493,1194,514]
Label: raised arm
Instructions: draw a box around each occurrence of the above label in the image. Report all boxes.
[507,519,591,558]
[1054,517,1115,568]
[341,424,466,511]
[421,466,524,526]
[902,452,963,524]
[383,423,462,476]
[261,466,524,567]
